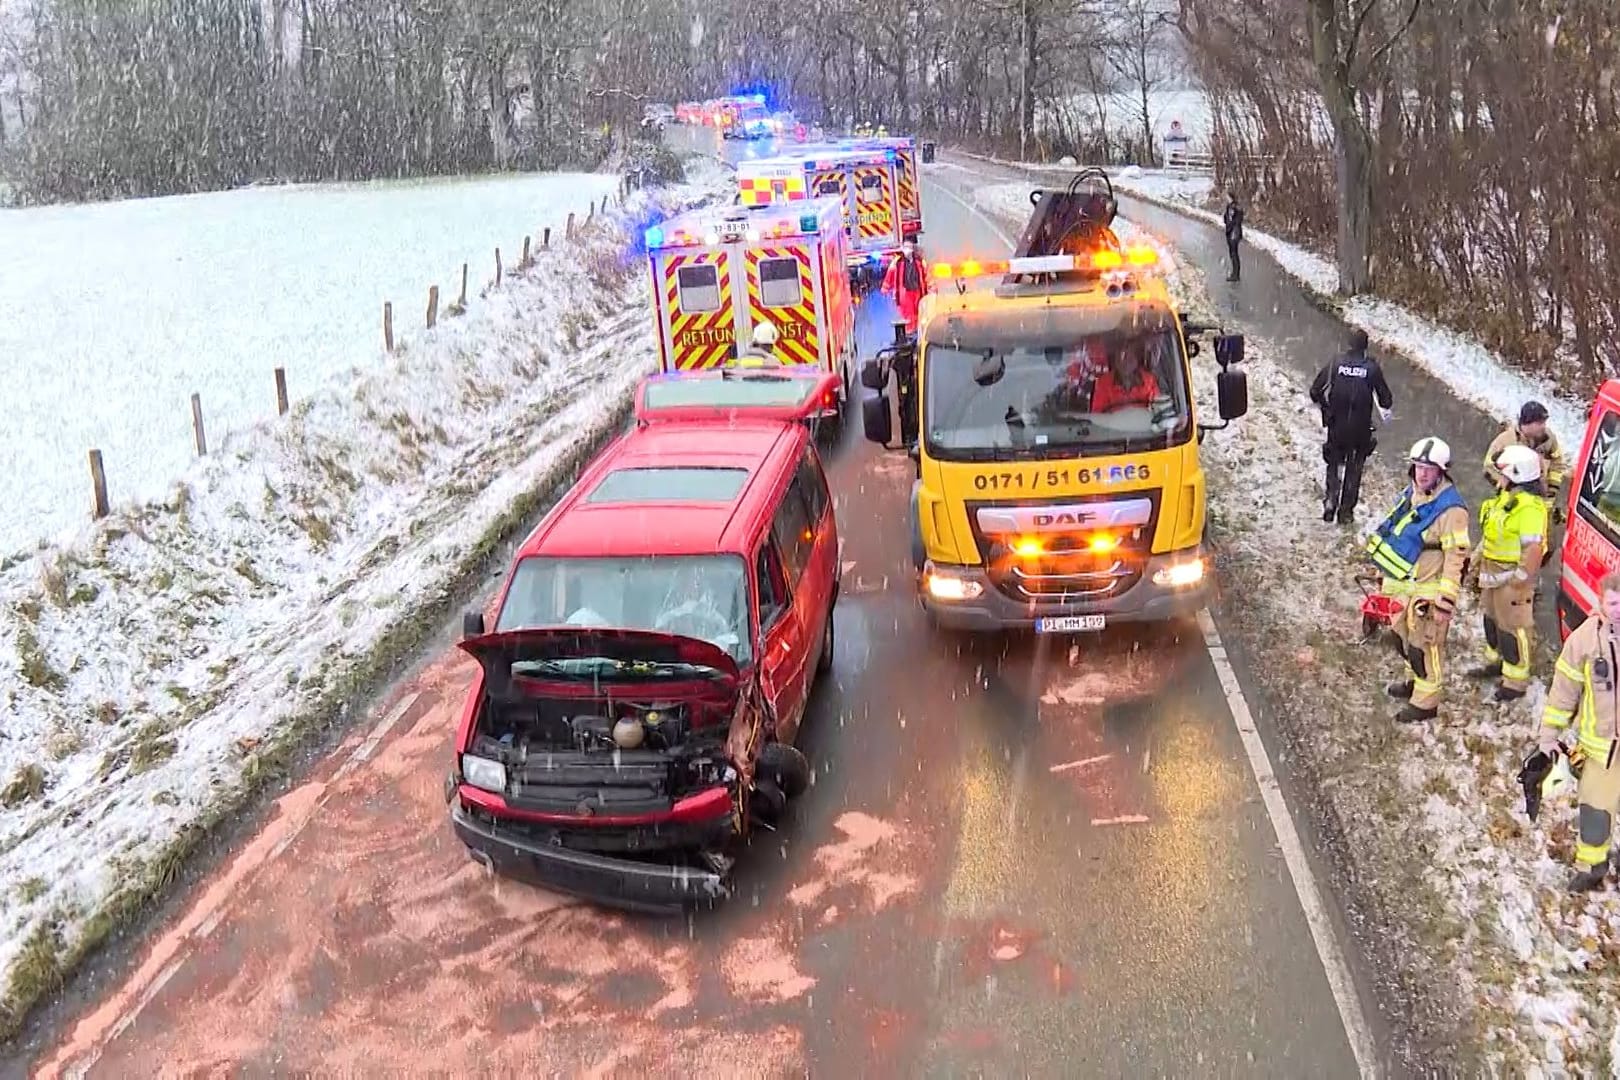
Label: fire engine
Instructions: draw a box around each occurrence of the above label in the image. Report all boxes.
[644,198,858,410]
[736,145,910,289]
[1557,379,1620,637]
[855,168,1250,634]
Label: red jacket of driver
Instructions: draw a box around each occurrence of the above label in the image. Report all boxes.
[882,246,929,332]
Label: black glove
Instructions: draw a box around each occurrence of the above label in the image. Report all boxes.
[1517,749,1554,821]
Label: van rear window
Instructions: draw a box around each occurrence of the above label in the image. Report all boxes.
[586,467,748,504]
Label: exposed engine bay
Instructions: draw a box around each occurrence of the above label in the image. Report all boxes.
[472,695,718,756]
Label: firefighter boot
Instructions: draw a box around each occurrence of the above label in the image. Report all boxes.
[1385,680,1414,699]
[1568,860,1611,894]
[1395,703,1439,724]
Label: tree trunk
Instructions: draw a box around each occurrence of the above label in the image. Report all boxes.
[1307,0,1376,295]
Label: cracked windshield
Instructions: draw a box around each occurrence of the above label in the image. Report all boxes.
[4,0,1617,1074]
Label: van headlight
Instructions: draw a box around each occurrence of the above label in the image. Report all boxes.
[923,562,984,601]
[461,754,507,793]
[1153,559,1206,589]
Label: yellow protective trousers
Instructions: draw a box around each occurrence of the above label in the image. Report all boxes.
[1479,565,1536,691]
[1576,743,1620,870]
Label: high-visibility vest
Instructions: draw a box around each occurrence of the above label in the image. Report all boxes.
[1479,489,1549,565]
[1366,483,1467,582]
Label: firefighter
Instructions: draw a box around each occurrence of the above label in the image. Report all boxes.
[734,322,779,367]
[1534,570,1620,892]
[1309,327,1394,525]
[882,239,930,335]
[1486,401,1568,550]
[1467,444,1549,702]
[1365,437,1472,723]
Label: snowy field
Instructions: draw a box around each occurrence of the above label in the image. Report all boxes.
[962,178,1620,1070]
[0,169,622,556]
[0,157,731,1037]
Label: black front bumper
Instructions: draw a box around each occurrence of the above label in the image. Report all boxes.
[451,802,734,914]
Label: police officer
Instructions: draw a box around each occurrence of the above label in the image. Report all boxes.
[1309,328,1394,525]
[1468,445,1549,702]
[1365,437,1471,723]
[1535,571,1620,891]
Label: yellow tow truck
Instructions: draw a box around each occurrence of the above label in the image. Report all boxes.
[857,168,1248,633]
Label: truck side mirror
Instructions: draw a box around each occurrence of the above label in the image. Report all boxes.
[1215,333,1245,368]
[862,392,893,445]
[462,610,486,638]
[860,358,888,391]
[1217,367,1249,421]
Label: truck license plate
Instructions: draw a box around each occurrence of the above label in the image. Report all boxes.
[1035,615,1105,633]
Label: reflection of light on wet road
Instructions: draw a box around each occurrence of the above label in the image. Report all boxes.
[940,740,1022,913]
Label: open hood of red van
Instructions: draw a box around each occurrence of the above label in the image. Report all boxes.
[458,628,741,691]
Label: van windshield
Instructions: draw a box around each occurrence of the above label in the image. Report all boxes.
[922,301,1191,461]
[496,554,751,663]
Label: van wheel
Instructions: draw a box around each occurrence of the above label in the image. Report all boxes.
[816,608,835,677]
[758,743,811,799]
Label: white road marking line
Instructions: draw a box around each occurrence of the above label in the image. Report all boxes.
[940,162,1377,1074]
[1089,815,1150,826]
[354,691,422,763]
[1198,607,1378,1078]
[1049,754,1112,774]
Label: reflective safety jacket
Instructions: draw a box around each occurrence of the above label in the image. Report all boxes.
[1486,425,1568,497]
[1541,615,1620,760]
[1478,487,1549,572]
[1366,481,1471,608]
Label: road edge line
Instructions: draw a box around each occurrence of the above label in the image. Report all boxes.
[1198,607,1379,1078]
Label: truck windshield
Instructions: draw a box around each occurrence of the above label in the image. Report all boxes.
[922,302,1191,461]
[496,554,751,663]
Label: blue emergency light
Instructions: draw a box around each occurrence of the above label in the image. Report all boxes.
[798,213,819,233]
[885,149,897,162]
[644,225,664,249]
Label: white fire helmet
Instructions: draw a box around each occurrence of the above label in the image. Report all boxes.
[751,322,779,348]
[1494,444,1543,485]
[1408,436,1452,471]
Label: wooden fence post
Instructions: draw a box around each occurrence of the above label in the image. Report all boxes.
[521,236,531,269]
[543,226,551,249]
[426,285,439,329]
[190,393,207,456]
[565,213,575,240]
[88,450,109,520]
[495,247,503,287]
[274,367,289,416]
[458,263,469,309]
[383,302,395,352]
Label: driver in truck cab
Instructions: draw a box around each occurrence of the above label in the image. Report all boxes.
[1090,341,1162,413]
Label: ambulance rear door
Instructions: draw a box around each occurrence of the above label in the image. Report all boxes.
[893,142,922,234]
[1559,380,1620,635]
[808,163,853,245]
[851,159,902,255]
[743,239,825,371]
[656,245,740,371]
[816,225,855,381]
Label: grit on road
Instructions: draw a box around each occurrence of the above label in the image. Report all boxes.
[22,141,1373,1078]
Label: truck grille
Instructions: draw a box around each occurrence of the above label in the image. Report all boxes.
[965,493,1160,605]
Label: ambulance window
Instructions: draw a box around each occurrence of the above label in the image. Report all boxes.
[677,265,721,313]
[817,178,841,196]
[760,258,801,308]
[1577,409,1620,542]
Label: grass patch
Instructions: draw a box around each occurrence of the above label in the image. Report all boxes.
[128,723,177,776]
[15,879,46,905]
[15,624,64,692]
[0,397,636,1048]
[1,920,65,1031]
[12,597,42,623]
[294,511,335,551]
[94,700,122,725]
[1,764,46,808]
[233,557,266,588]
[67,582,99,606]
[45,723,85,761]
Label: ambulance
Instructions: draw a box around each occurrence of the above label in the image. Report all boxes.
[644,198,858,407]
[849,135,924,240]
[736,146,908,288]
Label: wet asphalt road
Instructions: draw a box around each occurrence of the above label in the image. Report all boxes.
[25,138,1364,1077]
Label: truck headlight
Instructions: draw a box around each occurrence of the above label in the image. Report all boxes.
[1153,559,1205,588]
[461,754,507,793]
[923,563,984,601]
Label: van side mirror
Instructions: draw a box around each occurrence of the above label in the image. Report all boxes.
[862,392,893,445]
[1217,367,1248,421]
[462,610,486,638]
[860,358,887,391]
[1215,333,1245,368]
